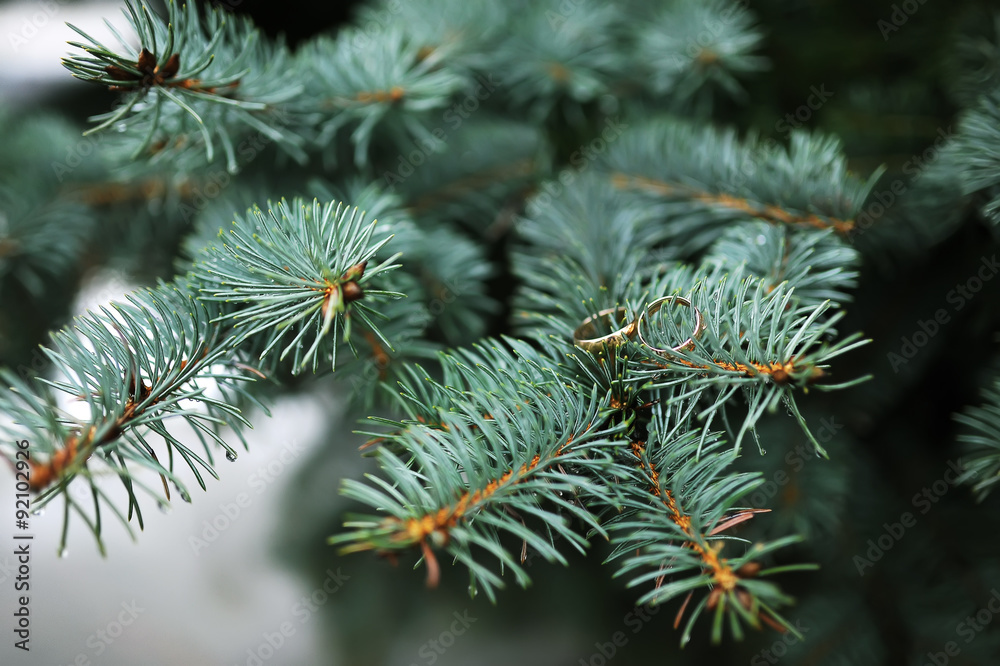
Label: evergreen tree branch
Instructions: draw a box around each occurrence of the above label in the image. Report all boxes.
[600,119,882,252]
[605,423,813,646]
[62,0,307,168]
[191,197,403,373]
[955,377,1000,500]
[0,281,257,553]
[332,341,630,601]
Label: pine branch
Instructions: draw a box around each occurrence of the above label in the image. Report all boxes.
[0,281,257,554]
[955,378,1000,500]
[704,222,860,307]
[332,340,630,601]
[632,0,768,106]
[191,197,403,374]
[605,422,813,646]
[627,265,869,454]
[599,119,882,253]
[301,26,467,166]
[62,0,306,168]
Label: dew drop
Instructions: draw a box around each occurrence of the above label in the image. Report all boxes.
[158,502,171,515]
[113,122,127,133]
[31,508,45,517]
[58,546,69,558]
[178,490,191,503]
[755,234,767,245]
[226,451,238,462]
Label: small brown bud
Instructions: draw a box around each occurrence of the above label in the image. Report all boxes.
[342,281,364,303]
[104,64,134,81]
[341,261,368,282]
[158,53,180,80]
[136,48,156,74]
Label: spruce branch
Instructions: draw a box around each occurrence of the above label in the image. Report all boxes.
[397,116,545,228]
[600,119,882,253]
[357,0,510,71]
[605,423,813,646]
[955,378,1000,500]
[62,0,306,167]
[332,340,630,601]
[627,266,869,454]
[1,189,413,552]
[947,12,1000,107]
[0,0,905,650]
[947,85,1000,226]
[309,178,500,343]
[0,178,95,296]
[0,281,258,554]
[704,222,860,307]
[302,26,467,166]
[0,113,99,295]
[492,0,628,117]
[191,197,403,374]
[633,0,768,105]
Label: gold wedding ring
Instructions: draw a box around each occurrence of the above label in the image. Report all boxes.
[635,296,705,357]
[572,307,636,353]
[572,297,705,357]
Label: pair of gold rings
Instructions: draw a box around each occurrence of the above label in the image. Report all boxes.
[572,296,705,356]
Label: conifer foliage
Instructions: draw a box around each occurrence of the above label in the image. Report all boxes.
[4,0,1000,658]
